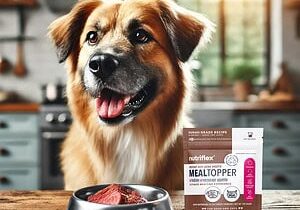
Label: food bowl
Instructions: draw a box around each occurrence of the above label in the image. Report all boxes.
[67,184,173,210]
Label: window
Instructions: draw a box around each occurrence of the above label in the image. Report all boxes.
[177,0,270,86]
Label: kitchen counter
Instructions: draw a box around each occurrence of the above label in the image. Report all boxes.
[0,190,299,210]
[191,101,300,111]
[0,103,39,112]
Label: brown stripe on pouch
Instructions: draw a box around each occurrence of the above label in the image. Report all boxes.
[183,128,232,164]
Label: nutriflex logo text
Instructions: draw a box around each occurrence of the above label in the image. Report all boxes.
[189,155,215,162]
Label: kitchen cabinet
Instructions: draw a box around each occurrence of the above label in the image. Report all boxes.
[191,101,300,190]
[236,113,300,190]
[0,106,40,190]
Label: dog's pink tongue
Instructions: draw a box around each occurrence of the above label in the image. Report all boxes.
[96,96,130,119]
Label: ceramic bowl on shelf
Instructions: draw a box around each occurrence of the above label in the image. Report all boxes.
[67,184,173,210]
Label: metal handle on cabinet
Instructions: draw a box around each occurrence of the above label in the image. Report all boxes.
[0,148,10,156]
[0,121,8,129]
[272,147,288,156]
[272,120,287,129]
[272,174,287,183]
[0,176,10,184]
[42,132,66,140]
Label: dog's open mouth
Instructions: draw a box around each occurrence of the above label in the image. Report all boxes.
[95,80,156,124]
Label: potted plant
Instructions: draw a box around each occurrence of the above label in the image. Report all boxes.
[228,63,260,101]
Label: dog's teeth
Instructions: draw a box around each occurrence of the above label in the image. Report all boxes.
[122,107,132,116]
[124,89,146,111]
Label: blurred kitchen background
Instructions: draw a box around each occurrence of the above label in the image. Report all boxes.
[0,0,300,190]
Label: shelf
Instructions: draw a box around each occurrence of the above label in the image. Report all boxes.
[0,0,38,7]
[0,103,39,112]
[191,101,300,112]
[0,36,34,42]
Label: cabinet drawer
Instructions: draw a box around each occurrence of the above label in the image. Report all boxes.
[239,114,300,141]
[263,168,300,190]
[240,114,300,131]
[263,141,300,166]
[0,114,38,136]
[0,138,38,164]
[241,113,300,129]
[0,167,39,190]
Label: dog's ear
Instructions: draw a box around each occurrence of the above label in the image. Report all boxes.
[159,1,214,62]
[48,0,101,63]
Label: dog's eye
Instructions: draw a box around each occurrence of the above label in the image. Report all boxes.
[86,31,98,45]
[130,29,152,44]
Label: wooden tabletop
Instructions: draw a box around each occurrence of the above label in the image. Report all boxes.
[0,103,39,112]
[0,190,299,210]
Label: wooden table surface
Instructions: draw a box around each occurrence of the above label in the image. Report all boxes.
[0,190,300,210]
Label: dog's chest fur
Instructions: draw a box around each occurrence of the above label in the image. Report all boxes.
[100,128,147,183]
[89,128,149,183]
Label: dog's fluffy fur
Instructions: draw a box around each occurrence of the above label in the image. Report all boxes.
[49,0,213,190]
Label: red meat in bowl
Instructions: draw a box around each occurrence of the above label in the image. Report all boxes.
[88,184,147,205]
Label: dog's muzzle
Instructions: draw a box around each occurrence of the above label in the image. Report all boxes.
[85,53,158,125]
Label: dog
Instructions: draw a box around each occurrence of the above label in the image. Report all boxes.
[49,0,213,190]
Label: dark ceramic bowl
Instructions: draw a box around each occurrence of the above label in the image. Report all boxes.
[67,184,173,210]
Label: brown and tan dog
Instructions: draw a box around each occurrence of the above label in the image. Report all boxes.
[49,0,213,190]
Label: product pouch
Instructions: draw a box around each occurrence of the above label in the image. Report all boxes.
[183,128,263,210]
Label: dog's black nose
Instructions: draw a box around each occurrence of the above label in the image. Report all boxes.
[89,54,119,78]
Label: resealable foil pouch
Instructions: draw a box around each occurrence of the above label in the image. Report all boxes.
[183,128,263,210]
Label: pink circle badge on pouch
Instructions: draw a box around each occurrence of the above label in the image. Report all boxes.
[244,158,256,202]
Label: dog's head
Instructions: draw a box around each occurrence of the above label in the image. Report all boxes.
[49,0,213,126]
